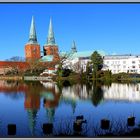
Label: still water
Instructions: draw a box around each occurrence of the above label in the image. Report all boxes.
[0,80,140,137]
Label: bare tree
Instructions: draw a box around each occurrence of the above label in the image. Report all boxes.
[56,51,73,76]
[5,56,25,62]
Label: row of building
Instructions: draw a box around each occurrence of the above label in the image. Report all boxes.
[0,16,140,75]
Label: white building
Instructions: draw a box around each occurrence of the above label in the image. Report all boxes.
[103,54,140,74]
[62,41,105,72]
[64,51,140,74]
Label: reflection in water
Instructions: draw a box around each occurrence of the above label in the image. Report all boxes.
[0,80,140,136]
[62,84,92,100]
[41,81,61,123]
[91,81,103,107]
[103,83,140,102]
[24,82,41,136]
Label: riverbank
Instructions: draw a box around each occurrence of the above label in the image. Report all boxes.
[0,76,23,80]
[1,73,140,83]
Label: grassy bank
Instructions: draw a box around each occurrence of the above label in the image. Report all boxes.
[55,72,140,84]
[1,71,140,83]
[0,76,23,80]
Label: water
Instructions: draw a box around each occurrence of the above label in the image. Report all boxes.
[0,80,140,137]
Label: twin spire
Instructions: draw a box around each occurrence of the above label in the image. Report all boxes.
[28,16,56,46]
[28,16,77,53]
[46,17,56,46]
[28,16,38,44]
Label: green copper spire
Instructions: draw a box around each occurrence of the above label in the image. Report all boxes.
[28,16,38,44]
[71,40,77,53]
[45,18,56,46]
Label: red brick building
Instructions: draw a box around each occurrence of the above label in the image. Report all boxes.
[43,18,59,61]
[25,16,59,62]
[0,17,60,75]
[25,16,41,61]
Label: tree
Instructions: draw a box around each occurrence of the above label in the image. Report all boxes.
[86,61,92,80]
[5,56,25,62]
[56,52,73,77]
[26,59,57,76]
[90,51,103,79]
[4,56,25,75]
[71,61,82,73]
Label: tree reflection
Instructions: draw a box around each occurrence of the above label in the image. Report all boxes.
[91,81,104,107]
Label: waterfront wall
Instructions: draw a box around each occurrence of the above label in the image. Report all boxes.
[24,76,52,81]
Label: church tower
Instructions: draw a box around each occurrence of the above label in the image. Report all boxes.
[71,40,77,53]
[25,16,41,61]
[43,18,59,61]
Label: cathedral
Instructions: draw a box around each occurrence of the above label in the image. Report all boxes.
[25,16,59,62]
[0,16,60,75]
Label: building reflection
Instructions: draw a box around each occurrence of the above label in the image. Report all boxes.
[24,82,41,135]
[62,84,92,100]
[1,80,140,135]
[0,80,28,93]
[41,81,61,123]
[103,83,140,102]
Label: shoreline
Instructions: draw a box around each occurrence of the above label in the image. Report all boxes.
[0,75,140,83]
[0,76,23,80]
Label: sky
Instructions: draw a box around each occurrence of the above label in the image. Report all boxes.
[1,4,140,60]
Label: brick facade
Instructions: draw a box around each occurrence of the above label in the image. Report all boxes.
[25,44,41,61]
[44,45,59,61]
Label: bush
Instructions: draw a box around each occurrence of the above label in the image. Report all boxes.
[62,69,72,77]
[112,73,129,81]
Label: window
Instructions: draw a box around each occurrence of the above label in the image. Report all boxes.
[132,66,135,68]
[123,61,126,64]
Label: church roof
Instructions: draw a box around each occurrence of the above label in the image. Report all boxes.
[61,50,105,59]
[40,55,53,62]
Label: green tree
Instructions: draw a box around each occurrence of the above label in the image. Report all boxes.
[90,51,103,79]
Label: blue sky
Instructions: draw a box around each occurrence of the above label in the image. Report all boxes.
[0,4,140,60]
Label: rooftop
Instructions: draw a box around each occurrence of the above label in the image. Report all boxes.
[40,55,53,62]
